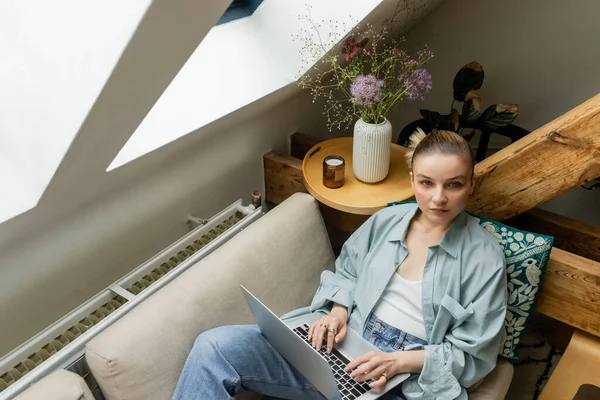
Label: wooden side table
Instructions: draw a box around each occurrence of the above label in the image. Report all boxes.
[302,137,414,215]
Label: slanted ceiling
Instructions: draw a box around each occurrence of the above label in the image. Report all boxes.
[0,0,445,359]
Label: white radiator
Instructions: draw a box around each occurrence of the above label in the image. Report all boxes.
[0,198,263,399]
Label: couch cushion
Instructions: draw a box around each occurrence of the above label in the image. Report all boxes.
[468,357,514,400]
[86,193,335,400]
[14,370,94,400]
[470,214,554,362]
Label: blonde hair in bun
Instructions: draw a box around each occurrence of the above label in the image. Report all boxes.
[404,127,427,167]
[404,128,475,173]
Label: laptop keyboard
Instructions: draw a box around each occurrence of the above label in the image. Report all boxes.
[292,324,374,400]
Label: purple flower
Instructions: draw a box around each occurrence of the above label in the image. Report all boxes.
[350,74,384,107]
[342,37,370,61]
[400,68,432,101]
[342,37,368,51]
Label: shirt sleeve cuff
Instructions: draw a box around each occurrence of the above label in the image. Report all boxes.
[403,345,462,400]
[309,271,354,311]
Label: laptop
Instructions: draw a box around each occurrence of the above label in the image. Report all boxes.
[240,285,410,400]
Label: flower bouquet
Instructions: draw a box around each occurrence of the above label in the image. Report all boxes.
[294,8,433,182]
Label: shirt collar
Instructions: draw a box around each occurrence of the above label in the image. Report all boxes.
[437,212,467,258]
[387,205,419,243]
[388,205,467,259]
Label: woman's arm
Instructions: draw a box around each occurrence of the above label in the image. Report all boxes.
[308,214,376,312]
[397,349,425,373]
[309,204,414,312]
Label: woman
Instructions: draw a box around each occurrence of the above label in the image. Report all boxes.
[172,129,507,400]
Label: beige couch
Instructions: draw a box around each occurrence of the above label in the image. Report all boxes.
[13,370,94,400]
[15,193,513,399]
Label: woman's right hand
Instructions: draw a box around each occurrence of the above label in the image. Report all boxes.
[308,304,348,353]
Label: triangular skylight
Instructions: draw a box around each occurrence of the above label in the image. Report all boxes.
[0,0,151,223]
[107,0,381,171]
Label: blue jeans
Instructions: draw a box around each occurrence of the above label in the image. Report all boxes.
[171,314,427,399]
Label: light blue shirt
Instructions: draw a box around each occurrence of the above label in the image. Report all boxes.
[284,203,507,399]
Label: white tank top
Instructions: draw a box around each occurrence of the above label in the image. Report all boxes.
[372,273,427,341]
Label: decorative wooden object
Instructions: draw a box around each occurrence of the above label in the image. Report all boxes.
[539,330,600,400]
[467,94,600,221]
[302,138,413,215]
[263,151,307,205]
[264,151,305,205]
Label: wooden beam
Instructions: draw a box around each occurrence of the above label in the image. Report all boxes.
[505,208,600,263]
[263,151,307,205]
[536,247,600,338]
[263,150,600,336]
[468,94,600,221]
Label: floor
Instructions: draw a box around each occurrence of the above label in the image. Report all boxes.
[506,328,564,400]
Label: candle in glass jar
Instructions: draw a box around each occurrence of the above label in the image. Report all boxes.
[323,155,345,189]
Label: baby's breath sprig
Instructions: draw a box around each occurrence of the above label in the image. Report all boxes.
[292,5,433,132]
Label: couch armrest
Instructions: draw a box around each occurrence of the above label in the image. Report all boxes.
[14,370,94,400]
[86,193,334,400]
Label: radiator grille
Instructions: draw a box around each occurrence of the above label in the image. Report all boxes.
[0,209,248,394]
[0,295,127,393]
[127,212,244,295]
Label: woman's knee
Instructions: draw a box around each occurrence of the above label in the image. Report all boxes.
[191,325,261,358]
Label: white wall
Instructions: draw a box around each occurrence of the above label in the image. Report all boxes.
[0,0,151,223]
[0,0,236,356]
[387,0,600,226]
[0,85,313,356]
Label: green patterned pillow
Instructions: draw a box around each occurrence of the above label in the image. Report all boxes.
[386,201,554,362]
[468,213,554,362]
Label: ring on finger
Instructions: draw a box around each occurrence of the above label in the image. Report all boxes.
[319,323,328,330]
[327,327,338,334]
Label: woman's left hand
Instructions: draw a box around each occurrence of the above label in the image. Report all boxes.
[344,351,403,388]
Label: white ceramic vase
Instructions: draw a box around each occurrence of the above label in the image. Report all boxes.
[352,118,393,183]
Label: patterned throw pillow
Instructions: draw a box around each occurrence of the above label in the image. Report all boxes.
[468,213,554,362]
[386,201,554,362]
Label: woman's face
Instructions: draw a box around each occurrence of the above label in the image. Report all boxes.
[410,153,474,225]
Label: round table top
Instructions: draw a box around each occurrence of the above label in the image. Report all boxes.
[302,137,414,215]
